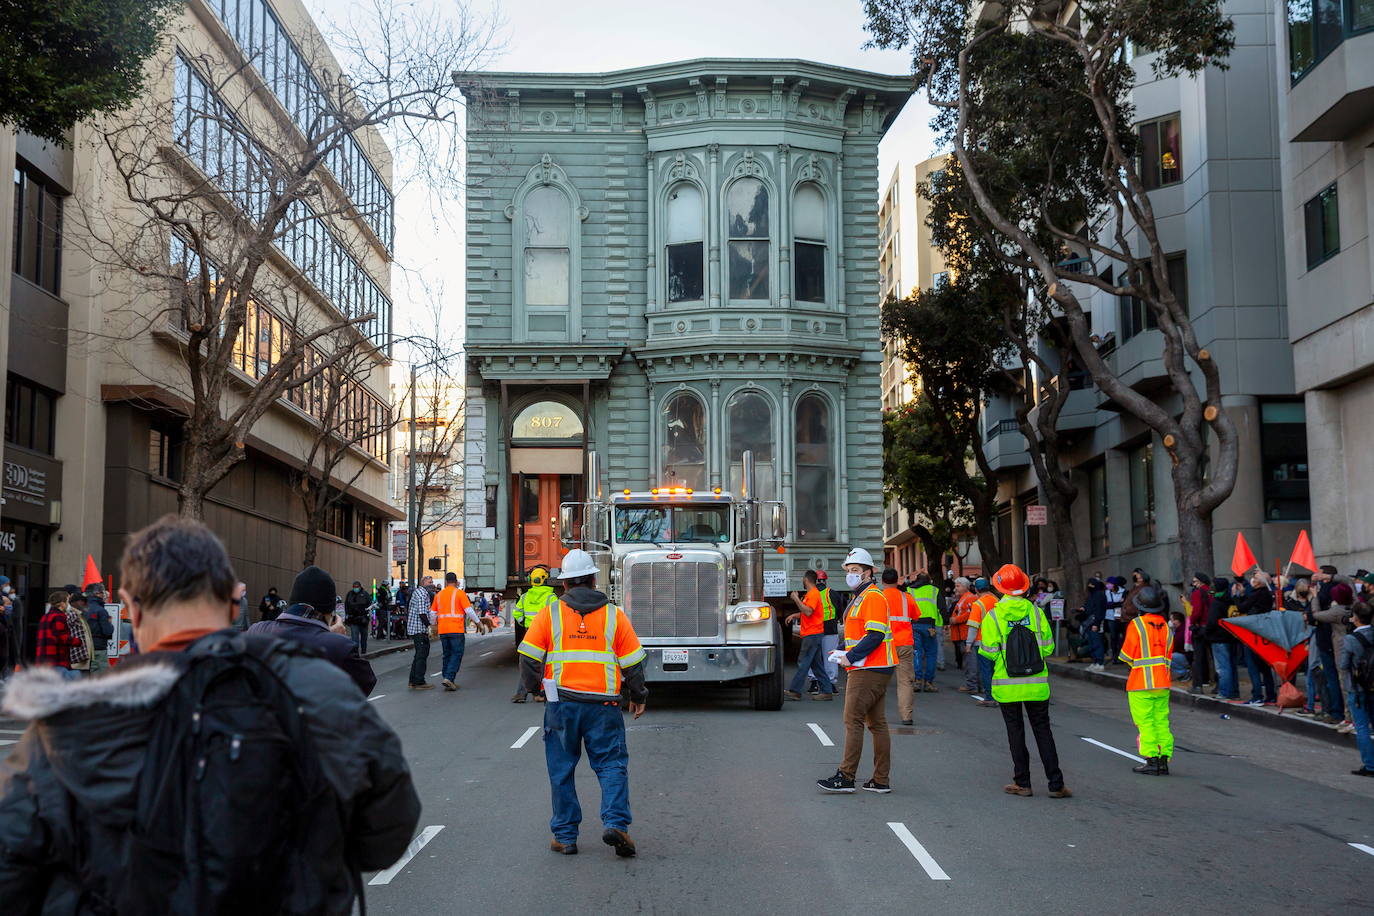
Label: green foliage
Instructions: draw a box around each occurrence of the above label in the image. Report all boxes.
[882,395,975,553]
[0,0,180,144]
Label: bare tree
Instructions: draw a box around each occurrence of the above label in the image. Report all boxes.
[406,372,465,576]
[70,0,499,518]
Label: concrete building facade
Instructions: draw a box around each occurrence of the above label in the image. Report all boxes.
[459,60,910,589]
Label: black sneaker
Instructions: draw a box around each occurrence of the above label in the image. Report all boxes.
[817,771,856,793]
[862,779,892,794]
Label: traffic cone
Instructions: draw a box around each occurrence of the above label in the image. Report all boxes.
[81,555,102,590]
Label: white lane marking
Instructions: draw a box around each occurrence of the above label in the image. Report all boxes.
[1350,843,1374,858]
[806,723,834,747]
[1081,737,1145,763]
[0,739,16,747]
[511,726,541,749]
[367,695,386,702]
[888,823,951,880]
[0,728,26,733]
[482,652,494,657]
[368,825,444,885]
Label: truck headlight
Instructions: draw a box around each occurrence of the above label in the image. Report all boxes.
[731,606,771,623]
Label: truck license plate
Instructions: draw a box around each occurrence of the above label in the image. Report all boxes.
[662,649,689,665]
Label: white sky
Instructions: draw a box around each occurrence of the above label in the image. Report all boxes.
[305,0,939,363]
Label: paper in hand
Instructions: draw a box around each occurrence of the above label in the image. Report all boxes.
[542,677,560,702]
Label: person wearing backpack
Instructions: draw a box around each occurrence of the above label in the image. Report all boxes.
[0,515,420,914]
[979,563,1071,799]
[1338,601,1374,777]
[1118,586,1176,776]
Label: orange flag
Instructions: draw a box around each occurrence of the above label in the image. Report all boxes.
[81,555,102,590]
[1288,529,1317,573]
[1230,533,1258,578]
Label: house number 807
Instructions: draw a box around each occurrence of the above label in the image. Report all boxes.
[529,416,562,429]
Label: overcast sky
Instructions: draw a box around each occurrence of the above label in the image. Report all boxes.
[307,0,938,357]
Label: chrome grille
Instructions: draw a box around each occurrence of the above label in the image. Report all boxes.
[625,560,723,640]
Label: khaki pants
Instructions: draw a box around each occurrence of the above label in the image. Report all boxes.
[894,644,917,721]
[89,650,108,672]
[839,668,893,784]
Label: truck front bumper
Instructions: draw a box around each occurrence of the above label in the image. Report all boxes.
[640,645,775,683]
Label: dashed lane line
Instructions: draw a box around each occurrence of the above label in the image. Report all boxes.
[0,728,26,734]
[888,823,951,880]
[511,726,541,749]
[1081,737,1146,763]
[0,740,15,747]
[368,825,444,886]
[1350,843,1374,858]
[367,695,386,702]
[806,723,834,747]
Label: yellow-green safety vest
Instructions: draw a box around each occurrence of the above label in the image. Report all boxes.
[906,584,940,624]
[819,586,837,622]
[515,585,557,626]
[978,596,1055,702]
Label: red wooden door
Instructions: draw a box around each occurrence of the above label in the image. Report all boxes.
[515,474,562,573]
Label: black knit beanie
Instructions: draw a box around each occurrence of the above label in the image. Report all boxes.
[289,565,336,616]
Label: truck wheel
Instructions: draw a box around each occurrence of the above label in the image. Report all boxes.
[750,623,784,711]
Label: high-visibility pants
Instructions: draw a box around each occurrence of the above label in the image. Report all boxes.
[1128,688,1174,758]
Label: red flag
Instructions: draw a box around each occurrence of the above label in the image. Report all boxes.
[1230,533,1258,578]
[81,555,102,590]
[1288,529,1317,573]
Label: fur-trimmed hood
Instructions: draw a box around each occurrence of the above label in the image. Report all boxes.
[1,660,180,720]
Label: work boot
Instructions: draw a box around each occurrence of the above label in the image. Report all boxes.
[783,690,803,701]
[550,838,578,855]
[1003,783,1032,797]
[1048,787,1074,798]
[925,681,940,693]
[1132,756,1163,776]
[813,692,834,701]
[409,683,434,690]
[511,692,527,703]
[602,828,636,858]
[1157,756,1170,776]
[441,678,458,691]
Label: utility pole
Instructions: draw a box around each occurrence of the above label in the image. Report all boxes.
[406,363,417,588]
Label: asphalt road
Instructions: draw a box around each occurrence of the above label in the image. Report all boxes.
[358,629,1374,915]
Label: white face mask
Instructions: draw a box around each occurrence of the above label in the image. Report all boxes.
[845,572,863,590]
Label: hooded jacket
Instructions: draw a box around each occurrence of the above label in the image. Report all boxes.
[519,585,648,704]
[1082,578,1107,627]
[0,630,419,914]
[249,608,378,696]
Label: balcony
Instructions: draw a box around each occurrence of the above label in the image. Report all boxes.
[1289,31,1374,142]
[983,417,1030,473]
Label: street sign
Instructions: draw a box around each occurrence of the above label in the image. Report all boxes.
[763,570,787,597]
[1026,505,1048,526]
[1050,599,1065,620]
[391,529,408,564]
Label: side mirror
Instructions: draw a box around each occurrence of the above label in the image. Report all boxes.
[769,503,787,541]
[558,504,580,545]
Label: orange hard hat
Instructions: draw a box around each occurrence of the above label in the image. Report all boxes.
[991,563,1030,596]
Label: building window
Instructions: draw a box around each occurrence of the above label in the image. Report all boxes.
[522,185,571,307]
[1128,441,1155,547]
[794,394,834,540]
[4,376,56,455]
[727,391,774,499]
[1304,184,1339,268]
[666,182,704,303]
[1119,253,1187,340]
[931,271,949,289]
[148,423,184,481]
[1088,462,1109,557]
[1261,402,1310,520]
[792,182,826,303]
[1137,114,1182,190]
[323,501,352,540]
[661,393,706,490]
[13,165,63,296]
[355,512,381,550]
[1286,0,1347,82]
[726,177,769,299]
[1354,0,1374,31]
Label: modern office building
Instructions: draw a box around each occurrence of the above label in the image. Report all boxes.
[458,59,911,588]
[1274,0,1374,571]
[1,0,397,651]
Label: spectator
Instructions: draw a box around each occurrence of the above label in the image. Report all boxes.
[0,515,419,912]
[1204,577,1240,700]
[1104,576,1126,663]
[258,587,285,622]
[1340,602,1374,777]
[1121,568,1153,621]
[1082,577,1107,672]
[344,581,371,654]
[84,584,115,672]
[229,581,250,631]
[1285,578,1321,716]
[949,577,972,674]
[407,575,437,690]
[1187,573,1212,694]
[250,567,377,697]
[35,591,79,680]
[0,594,15,680]
[0,578,21,674]
[1237,571,1279,706]
[66,596,95,679]
[1168,611,1190,679]
[1317,582,1356,730]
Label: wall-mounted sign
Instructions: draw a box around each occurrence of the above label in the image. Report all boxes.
[390,528,408,564]
[4,460,47,508]
[1025,505,1047,526]
[2,454,59,526]
[511,401,583,442]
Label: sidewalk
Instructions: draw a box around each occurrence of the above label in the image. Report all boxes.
[1049,657,1355,745]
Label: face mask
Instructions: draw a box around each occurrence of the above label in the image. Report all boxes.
[845,572,863,590]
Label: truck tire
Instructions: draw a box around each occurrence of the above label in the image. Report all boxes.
[749,623,784,711]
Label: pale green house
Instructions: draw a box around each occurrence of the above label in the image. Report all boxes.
[458,59,911,589]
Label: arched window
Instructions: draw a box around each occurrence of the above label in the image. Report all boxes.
[666,183,703,303]
[727,177,769,299]
[727,391,774,499]
[523,185,571,308]
[661,393,706,489]
[794,394,834,540]
[793,182,826,303]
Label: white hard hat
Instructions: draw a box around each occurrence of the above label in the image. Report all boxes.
[556,549,599,580]
[843,547,876,568]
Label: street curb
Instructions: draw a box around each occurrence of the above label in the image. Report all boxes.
[1048,660,1355,745]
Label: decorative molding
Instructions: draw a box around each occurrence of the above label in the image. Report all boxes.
[788,79,810,115]
[797,153,826,184]
[731,149,766,178]
[834,87,857,125]
[771,77,785,117]
[506,89,520,131]
[667,152,699,182]
[611,91,624,130]
[637,85,656,123]
[714,77,728,117]
[573,90,586,132]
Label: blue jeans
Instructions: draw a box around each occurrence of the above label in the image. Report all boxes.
[1317,647,1344,719]
[60,667,84,681]
[1351,690,1374,771]
[1243,646,1276,703]
[441,633,466,681]
[913,621,938,681]
[978,654,994,697]
[349,623,368,655]
[1171,652,1190,679]
[1211,643,1238,699]
[789,634,833,694]
[544,700,630,843]
[1087,628,1105,665]
[409,634,430,685]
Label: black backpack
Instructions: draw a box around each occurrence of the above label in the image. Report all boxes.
[106,634,355,915]
[1353,630,1374,695]
[1004,614,1046,678]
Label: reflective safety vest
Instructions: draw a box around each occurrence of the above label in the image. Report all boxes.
[517,601,647,697]
[978,596,1055,702]
[819,587,837,622]
[1119,613,1173,691]
[967,592,997,645]
[515,585,557,626]
[884,586,915,648]
[432,586,471,635]
[907,584,940,624]
[844,583,897,669]
[949,592,975,643]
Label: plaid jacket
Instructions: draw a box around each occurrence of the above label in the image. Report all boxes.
[35,608,74,667]
[407,586,435,637]
[65,608,91,668]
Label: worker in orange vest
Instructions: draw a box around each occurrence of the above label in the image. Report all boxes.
[965,578,999,707]
[881,567,918,725]
[1119,585,1175,775]
[518,549,647,857]
[950,576,974,680]
[431,571,472,691]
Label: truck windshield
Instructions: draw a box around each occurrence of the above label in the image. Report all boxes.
[615,505,730,544]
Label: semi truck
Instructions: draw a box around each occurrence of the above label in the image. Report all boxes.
[558,451,787,710]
